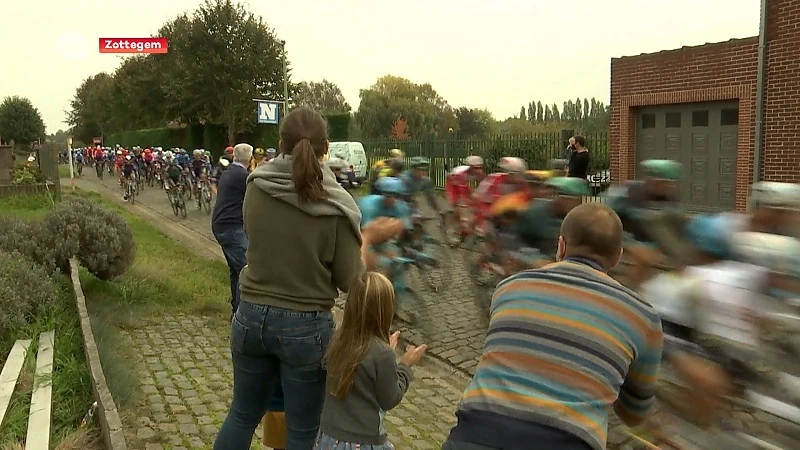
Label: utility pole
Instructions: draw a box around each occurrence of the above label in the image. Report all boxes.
[281,40,289,116]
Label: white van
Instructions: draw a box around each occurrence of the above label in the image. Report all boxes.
[328,141,368,181]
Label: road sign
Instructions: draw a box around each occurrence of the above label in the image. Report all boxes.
[256,101,280,125]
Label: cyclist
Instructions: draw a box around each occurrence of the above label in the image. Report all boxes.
[473,156,529,229]
[210,154,232,195]
[514,177,591,267]
[444,155,485,241]
[265,147,277,162]
[93,146,105,165]
[190,149,210,194]
[164,153,183,192]
[358,176,414,319]
[370,149,405,183]
[605,159,687,289]
[120,155,136,200]
[73,150,84,174]
[250,147,266,171]
[371,158,406,194]
[114,150,125,177]
[399,156,440,216]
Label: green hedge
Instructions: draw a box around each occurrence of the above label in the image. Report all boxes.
[105,113,350,155]
[326,113,350,141]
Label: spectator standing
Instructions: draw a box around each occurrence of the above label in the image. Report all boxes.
[214,107,383,450]
[443,203,663,450]
[211,143,252,319]
[567,135,590,180]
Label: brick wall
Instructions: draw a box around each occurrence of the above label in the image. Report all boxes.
[763,0,800,182]
[610,38,759,210]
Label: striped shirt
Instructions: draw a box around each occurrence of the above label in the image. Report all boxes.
[449,258,663,450]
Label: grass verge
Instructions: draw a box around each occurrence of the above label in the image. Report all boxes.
[0,193,101,449]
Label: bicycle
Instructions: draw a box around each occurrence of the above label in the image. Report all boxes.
[402,213,452,293]
[135,165,146,192]
[166,182,187,218]
[124,176,136,205]
[76,160,84,176]
[180,170,194,201]
[95,159,104,179]
[195,175,213,213]
[383,248,436,341]
[146,164,155,187]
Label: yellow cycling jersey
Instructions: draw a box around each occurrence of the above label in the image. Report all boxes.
[490,191,531,217]
[378,167,394,178]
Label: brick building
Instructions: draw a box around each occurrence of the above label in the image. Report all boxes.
[610,0,800,211]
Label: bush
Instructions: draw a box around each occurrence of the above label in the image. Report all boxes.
[41,198,136,280]
[10,164,43,184]
[0,251,62,340]
[0,216,41,262]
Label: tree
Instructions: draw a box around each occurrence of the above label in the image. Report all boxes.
[0,96,46,147]
[293,80,351,114]
[164,0,287,143]
[355,75,456,139]
[536,101,544,122]
[455,107,494,138]
[519,106,526,121]
[391,117,410,139]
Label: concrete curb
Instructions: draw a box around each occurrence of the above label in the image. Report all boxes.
[69,258,128,450]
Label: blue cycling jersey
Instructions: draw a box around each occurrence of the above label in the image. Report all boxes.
[358,194,413,230]
[400,171,433,196]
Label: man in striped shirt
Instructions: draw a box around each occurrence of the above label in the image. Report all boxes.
[443,203,663,450]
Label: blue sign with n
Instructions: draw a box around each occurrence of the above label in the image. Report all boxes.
[257,101,280,124]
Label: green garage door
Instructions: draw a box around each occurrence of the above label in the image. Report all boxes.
[636,101,739,211]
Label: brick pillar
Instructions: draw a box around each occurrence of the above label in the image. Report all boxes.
[761,0,800,182]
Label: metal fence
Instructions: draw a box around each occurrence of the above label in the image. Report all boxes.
[360,130,610,194]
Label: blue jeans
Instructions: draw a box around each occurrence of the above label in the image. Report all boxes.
[213,301,335,450]
[213,226,248,314]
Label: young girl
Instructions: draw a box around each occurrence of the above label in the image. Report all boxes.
[314,272,427,450]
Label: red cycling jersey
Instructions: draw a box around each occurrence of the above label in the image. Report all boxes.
[445,166,475,207]
[143,153,154,163]
[93,149,104,160]
[472,172,529,223]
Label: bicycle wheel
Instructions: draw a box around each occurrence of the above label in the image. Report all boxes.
[180,198,187,218]
[402,287,435,342]
[419,239,452,293]
[203,188,212,214]
[127,184,135,205]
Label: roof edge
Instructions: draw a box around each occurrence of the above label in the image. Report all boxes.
[611,36,758,62]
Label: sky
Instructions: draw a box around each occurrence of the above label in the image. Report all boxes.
[1,0,759,133]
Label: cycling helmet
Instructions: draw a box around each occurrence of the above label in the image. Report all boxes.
[326,157,348,170]
[218,156,230,168]
[732,231,800,277]
[640,159,683,181]
[116,150,122,155]
[225,146,234,154]
[524,170,555,184]
[545,177,591,197]
[125,155,132,160]
[464,155,484,167]
[685,214,732,259]
[389,149,405,158]
[389,158,406,172]
[164,151,173,158]
[498,157,528,173]
[410,156,430,168]
[254,148,266,158]
[144,148,152,153]
[749,181,800,210]
[374,176,407,196]
[266,148,277,155]
[193,149,203,156]
[204,150,211,157]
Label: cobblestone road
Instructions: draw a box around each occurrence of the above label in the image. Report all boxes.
[71,173,800,449]
[123,313,468,450]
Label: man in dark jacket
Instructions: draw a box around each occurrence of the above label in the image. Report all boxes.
[211,143,252,319]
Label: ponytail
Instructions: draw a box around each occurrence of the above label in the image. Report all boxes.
[292,138,325,202]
